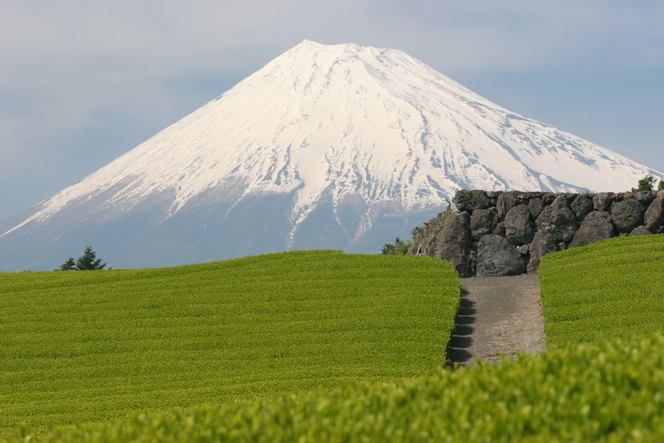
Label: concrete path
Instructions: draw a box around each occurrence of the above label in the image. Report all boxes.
[447,274,546,365]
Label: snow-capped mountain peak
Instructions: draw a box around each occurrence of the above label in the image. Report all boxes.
[1,40,662,270]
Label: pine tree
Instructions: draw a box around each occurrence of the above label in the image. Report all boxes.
[632,175,656,192]
[58,257,76,271]
[57,246,107,271]
[75,246,106,270]
[659,180,664,191]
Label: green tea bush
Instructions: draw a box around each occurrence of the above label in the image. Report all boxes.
[538,234,664,348]
[19,333,664,443]
[0,251,459,438]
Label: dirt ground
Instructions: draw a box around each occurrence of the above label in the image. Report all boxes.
[447,274,546,365]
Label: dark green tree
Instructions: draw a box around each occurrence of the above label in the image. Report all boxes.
[57,246,107,271]
[381,225,423,255]
[76,246,106,270]
[58,257,76,271]
[632,175,656,192]
[659,180,664,191]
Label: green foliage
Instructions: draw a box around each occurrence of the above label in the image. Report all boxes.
[381,237,411,255]
[58,257,76,271]
[538,234,664,348]
[20,334,664,443]
[659,179,664,191]
[0,251,459,438]
[58,246,106,271]
[381,227,421,255]
[631,175,656,192]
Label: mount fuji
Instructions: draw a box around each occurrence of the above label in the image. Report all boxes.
[1,40,662,271]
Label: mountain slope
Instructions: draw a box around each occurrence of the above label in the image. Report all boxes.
[1,40,662,271]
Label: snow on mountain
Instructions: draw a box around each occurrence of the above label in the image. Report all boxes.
[1,40,662,271]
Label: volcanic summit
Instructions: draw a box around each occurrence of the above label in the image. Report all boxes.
[1,40,662,271]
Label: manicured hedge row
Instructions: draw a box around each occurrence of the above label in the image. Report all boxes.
[18,333,664,443]
[538,234,664,348]
[0,251,459,438]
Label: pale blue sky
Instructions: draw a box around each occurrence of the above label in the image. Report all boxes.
[1,0,663,220]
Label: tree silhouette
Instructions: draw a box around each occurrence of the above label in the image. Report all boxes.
[59,257,76,271]
[632,175,656,192]
[58,246,107,271]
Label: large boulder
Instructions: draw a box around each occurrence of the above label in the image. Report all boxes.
[569,211,615,248]
[535,196,579,243]
[470,208,497,240]
[527,232,559,274]
[496,193,520,220]
[634,191,656,206]
[629,226,652,236]
[476,234,527,277]
[571,195,593,221]
[454,190,491,212]
[611,198,646,233]
[593,193,612,211]
[644,195,664,233]
[434,211,472,277]
[528,198,544,219]
[504,204,535,245]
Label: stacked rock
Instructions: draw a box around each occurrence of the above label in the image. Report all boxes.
[407,189,664,277]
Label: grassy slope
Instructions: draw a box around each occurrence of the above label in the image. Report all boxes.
[0,251,460,437]
[538,234,664,348]
[20,334,664,443]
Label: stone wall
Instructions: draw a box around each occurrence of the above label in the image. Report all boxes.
[407,189,664,277]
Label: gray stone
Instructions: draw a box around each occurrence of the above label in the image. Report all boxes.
[542,193,556,205]
[406,213,444,256]
[528,198,544,219]
[453,190,491,212]
[486,191,502,199]
[644,195,664,233]
[569,211,615,248]
[476,234,527,277]
[527,232,558,274]
[611,198,646,233]
[535,196,579,242]
[496,193,519,220]
[470,208,497,240]
[593,193,612,211]
[629,226,652,236]
[516,244,529,255]
[504,204,535,245]
[571,195,593,221]
[634,191,655,206]
[434,211,472,277]
[492,221,506,236]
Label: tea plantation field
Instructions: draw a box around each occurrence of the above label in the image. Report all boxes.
[539,234,664,348]
[0,251,460,438]
[18,334,664,442]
